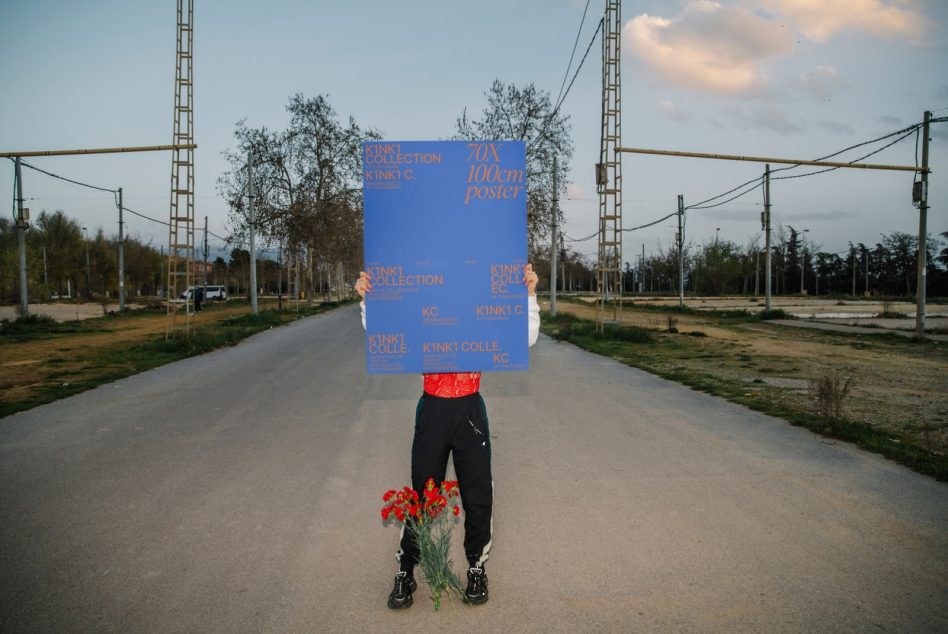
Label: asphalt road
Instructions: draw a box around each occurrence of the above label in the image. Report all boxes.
[2,304,946,633]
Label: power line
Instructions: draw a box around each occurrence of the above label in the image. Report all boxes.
[685,175,762,211]
[688,181,764,211]
[564,230,598,243]
[121,205,169,228]
[554,0,590,109]
[528,17,603,153]
[554,17,602,115]
[624,211,679,233]
[10,158,118,194]
[624,120,929,233]
[772,124,921,182]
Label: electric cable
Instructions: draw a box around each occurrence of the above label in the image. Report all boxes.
[624,120,928,233]
[554,16,603,117]
[15,158,118,194]
[685,177,763,211]
[624,211,679,232]
[121,205,170,228]
[564,230,598,243]
[554,0,590,110]
[528,17,603,153]
[773,124,922,182]
[682,122,925,212]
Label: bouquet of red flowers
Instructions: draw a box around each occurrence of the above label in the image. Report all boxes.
[381,478,463,610]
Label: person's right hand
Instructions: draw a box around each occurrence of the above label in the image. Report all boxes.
[355,271,372,299]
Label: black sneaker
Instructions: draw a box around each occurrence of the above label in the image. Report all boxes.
[464,567,488,605]
[387,571,417,609]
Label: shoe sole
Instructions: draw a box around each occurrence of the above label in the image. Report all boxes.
[387,579,417,609]
[387,595,413,609]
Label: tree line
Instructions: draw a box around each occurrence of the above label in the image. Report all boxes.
[626,227,948,298]
[3,209,944,303]
[0,210,327,304]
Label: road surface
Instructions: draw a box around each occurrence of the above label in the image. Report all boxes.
[2,304,946,632]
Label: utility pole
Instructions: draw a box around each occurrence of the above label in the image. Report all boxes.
[915,110,931,338]
[551,155,558,317]
[248,150,258,315]
[852,249,856,297]
[677,194,684,308]
[15,157,29,317]
[763,164,772,311]
[202,215,208,301]
[755,250,760,297]
[864,247,869,295]
[799,230,808,294]
[640,243,645,294]
[83,226,91,300]
[560,234,566,296]
[597,0,622,328]
[118,187,126,312]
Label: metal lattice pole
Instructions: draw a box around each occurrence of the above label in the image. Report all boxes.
[597,0,622,329]
[167,0,195,337]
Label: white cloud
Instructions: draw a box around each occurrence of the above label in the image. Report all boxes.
[878,114,904,127]
[659,100,694,124]
[818,120,855,136]
[625,1,794,95]
[759,0,929,44]
[784,210,857,221]
[790,65,849,101]
[727,103,804,134]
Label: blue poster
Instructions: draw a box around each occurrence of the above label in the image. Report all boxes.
[363,140,528,374]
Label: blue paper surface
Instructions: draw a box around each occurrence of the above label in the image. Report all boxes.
[363,140,528,374]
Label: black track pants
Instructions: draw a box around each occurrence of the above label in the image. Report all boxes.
[398,392,493,569]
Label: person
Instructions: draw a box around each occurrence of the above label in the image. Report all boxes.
[193,286,204,313]
[356,264,540,609]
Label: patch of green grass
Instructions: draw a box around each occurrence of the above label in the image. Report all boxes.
[0,314,102,341]
[754,308,794,320]
[545,311,654,344]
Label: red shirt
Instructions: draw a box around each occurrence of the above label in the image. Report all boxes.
[423,372,481,398]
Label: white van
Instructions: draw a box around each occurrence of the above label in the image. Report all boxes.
[180,285,227,301]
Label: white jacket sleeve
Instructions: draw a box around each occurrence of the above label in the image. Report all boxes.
[362,297,540,346]
[527,295,540,347]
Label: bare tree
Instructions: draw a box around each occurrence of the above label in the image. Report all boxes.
[218,94,379,304]
[455,80,573,258]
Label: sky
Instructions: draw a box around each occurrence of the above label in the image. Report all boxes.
[2,0,946,267]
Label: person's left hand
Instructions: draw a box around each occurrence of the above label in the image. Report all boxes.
[523,263,538,297]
